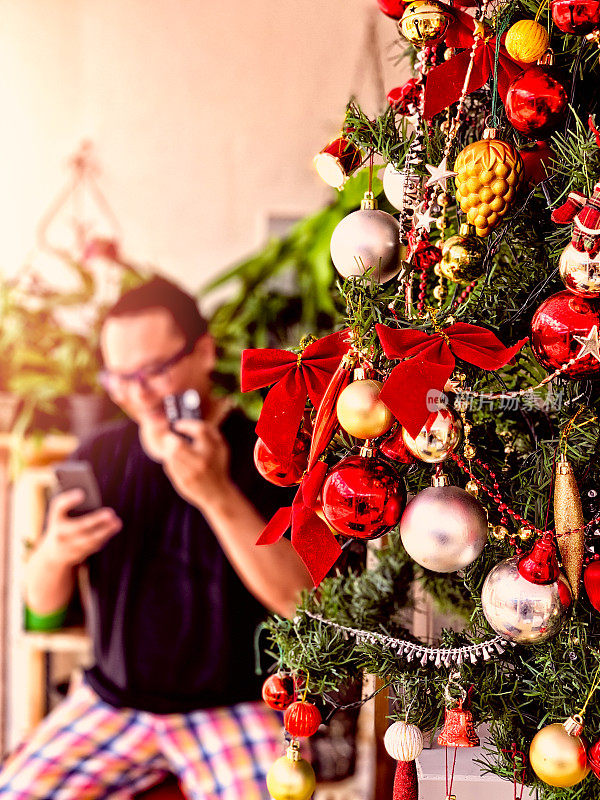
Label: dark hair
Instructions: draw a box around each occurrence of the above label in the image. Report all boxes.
[104,276,208,347]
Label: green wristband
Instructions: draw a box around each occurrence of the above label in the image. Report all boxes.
[25,605,68,632]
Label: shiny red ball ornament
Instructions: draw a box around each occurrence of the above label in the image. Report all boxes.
[520,141,554,186]
[588,738,600,779]
[262,674,295,710]
[506,66,568,139]
[393,760,418,800]
[530,290,600,379]
[584,560,600,611]
[377,0,409,19]
[321,454,406,539]
[518,533,560,585]
[253,431,310,487]
[284,700,322,738]
[387,78,420,114]
[551,0,600,33]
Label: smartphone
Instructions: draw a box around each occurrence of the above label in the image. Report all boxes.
[53,461,102,517]
[164,389,201,441]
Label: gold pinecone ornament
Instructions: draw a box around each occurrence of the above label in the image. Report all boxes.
[454,128,524,237]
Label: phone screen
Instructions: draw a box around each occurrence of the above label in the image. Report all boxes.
[54,461,102,517]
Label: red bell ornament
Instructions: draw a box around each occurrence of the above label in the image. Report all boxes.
[551,0,600,33]
[380,425,416,463]
[262,674,295,711]
[505,63,568,139]
[437,700,480,747]
[530,290,600,379]
[284,700,322,738]
[518,533,560,585]
[321,450,406,539]
[254,429,310,487]
[584,560,600,611]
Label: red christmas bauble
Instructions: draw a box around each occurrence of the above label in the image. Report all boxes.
[505,66,568,139]
[321,454,406,539]
[377,0,409,18]
[253,431,309,487]
[387,78,420,114]
[284,701,322,738]
[551,0,600,33]
[530,291,600,379]
[393,759,418,800]
[520,141,554,186]
[589,738,600,779]
[584,560,600,611]
[262,674,295,710]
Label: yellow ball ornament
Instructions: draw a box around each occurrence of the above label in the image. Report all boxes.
[505,20,550,63]
[529,716,590,788]
[336,378,394,439]
[266,743,316,800]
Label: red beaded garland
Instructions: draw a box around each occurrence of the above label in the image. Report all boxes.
[261,674,296,711]
[284,701,322,738]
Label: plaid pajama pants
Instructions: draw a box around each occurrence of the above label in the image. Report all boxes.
[0,682,284,799]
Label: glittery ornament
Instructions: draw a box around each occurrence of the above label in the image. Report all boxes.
[393,759,419,800]
[505,19,550,62]
[437,700,480,747]
[554,455,585,598]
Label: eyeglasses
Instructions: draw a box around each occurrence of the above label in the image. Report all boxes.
[99,340,195,394]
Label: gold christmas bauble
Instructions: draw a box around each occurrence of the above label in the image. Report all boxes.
[454,130,524,237]
[559,242,600,298]
[505,20,550,63]
[402,407,462,463]
[266,748,317,800]
[440,224,486,283]
[336,379,394,439]
[399,0,454,46]
[529,717,590,788]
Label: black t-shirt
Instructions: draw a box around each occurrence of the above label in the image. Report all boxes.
[72,411,291,713]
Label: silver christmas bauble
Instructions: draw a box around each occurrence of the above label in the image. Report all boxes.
[384,721,424,761]
[383,163,421,215]
[330,207,402,281]
[559,243,600,298]
[402,407,462,463]
[400,486,488,572]
[481,556,572,644]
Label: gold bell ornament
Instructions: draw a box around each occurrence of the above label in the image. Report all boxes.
[529,715,590,788]
[440,223,487,283]
[554,454,585,598]
[505,19,550,63]
[266,741,316,800]
[454,129,524,237]
[336,368,394,439]
[399,0,454,47]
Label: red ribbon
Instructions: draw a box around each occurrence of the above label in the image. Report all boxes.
[241,329,351,461]
[256,462,341,587]
[423,9,523,120]
[376,322,527,438]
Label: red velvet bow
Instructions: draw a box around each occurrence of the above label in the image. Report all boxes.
[376,322,527,438]
[257,462,341,586]
[241,329,351,461]
[423,9,523,120]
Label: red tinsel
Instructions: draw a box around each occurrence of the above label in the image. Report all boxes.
[376,322,527,438]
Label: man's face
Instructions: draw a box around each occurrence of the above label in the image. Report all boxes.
[100,308,213,433]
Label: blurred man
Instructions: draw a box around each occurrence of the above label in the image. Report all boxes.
[0,276,312,799]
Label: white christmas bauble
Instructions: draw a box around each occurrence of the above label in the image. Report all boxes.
[384,721,424,761]
[383,163,421,214]
[330,208,402,281]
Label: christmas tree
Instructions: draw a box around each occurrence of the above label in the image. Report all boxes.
[241,0,600,797]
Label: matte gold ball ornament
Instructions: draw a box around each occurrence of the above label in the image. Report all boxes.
[529,715,590,788]
[454,129,524,237]
[266,742,317,800]
[336,377,394,439]
[440,223,486,284]
[399,0,454,46]
[505,19,550,62]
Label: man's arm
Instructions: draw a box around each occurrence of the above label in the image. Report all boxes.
[163,419,313,618]
[25,488,122,615]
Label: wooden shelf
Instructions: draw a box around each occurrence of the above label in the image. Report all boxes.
[0,433,77,467]
[22,626,90,654]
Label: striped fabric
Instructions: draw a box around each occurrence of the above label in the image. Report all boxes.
[0,683,283,799]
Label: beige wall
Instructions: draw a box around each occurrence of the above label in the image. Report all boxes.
[0,0,411,295]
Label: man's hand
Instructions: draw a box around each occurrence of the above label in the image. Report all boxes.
[162,419,232,511]
[39,489,123,568]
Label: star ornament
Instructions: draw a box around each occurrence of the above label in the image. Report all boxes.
[414,205,435,232]
[574,325,600,362]
[425,157,457,191]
